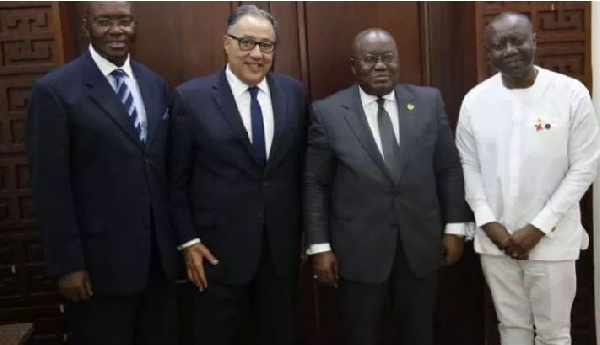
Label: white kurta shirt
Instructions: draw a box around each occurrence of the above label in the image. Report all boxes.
[456,67,600,260]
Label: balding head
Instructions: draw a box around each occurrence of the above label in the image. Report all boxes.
[485,12,533,48]
[352,29,396,57]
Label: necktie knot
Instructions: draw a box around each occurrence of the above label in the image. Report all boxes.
[111,68,126,81]
[377,97,385,110]
[248,86,259,99]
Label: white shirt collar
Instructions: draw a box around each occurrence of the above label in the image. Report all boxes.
[225,64,270,98]
[358,86,395,107]
[89,45,134,79]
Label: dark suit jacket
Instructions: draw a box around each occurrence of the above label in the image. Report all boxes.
[304,84,471,283]
[169,69,307,285]
[26,51,177,295]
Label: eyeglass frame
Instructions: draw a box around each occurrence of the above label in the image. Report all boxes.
[226,34,277,54]
[82,15,137,29]
[351,53,398,67]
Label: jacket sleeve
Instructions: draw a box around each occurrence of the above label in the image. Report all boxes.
[303,103,337,245]
[26,81,85,277]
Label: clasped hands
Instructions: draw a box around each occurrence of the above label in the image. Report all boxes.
[482,222,544,260]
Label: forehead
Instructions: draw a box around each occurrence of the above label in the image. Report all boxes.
[488,17,532,41]
[88,1,132,17]
[229,15,275,39]
[354,33,397,55]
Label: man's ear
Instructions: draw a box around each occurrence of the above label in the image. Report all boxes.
[82,20,90,39]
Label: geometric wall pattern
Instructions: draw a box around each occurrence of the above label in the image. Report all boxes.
[474,2,596,345]
[0,2,64,344]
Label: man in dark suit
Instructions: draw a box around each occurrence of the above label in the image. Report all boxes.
[169,5,307,345]
[304,29,472,345]
[26,2,177,344]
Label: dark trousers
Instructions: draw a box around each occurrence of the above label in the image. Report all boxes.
[191,241,297,345]
[67,228,177,345]
[339,238,437,345]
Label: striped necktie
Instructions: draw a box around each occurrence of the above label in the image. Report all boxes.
[111,69,142,140]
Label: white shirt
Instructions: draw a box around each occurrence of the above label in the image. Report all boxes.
[225,64,275,159]
[308,87,468,255]
[456,67,600,260]
[178,66,275,250]
[89,45,147,141]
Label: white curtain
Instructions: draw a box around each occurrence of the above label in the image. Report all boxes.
[592,3,600,344]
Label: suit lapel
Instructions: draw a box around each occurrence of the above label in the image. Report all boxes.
[265,73,286,171]
[212,69,263,168]
[133,62,158,149]
[82,52,144,150]
[395,84,417,182]
[342,86,394,183]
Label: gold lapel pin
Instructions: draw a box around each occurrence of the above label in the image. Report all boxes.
[406,102,415,111]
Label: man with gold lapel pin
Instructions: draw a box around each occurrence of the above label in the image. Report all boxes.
[304,28,472,345]
[456,12,600,345]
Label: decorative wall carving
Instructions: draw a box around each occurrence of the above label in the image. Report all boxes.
[0,2,63,344]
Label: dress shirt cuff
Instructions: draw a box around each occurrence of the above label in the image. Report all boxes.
[473,204,497,228]
[531,206,561,237]
[307,243,332,255]
[444,222,477,241]
[177,238,201,251]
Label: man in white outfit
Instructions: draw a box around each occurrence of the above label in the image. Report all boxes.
[456,12,600,345]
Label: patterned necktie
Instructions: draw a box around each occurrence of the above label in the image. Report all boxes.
[111,69,142,141]
[248,86,266,165]
[377,97,400,180]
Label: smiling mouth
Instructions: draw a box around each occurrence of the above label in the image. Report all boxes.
[245,63,264,72]
[107,42,127,48]
[373,76,390,82]
[504,57,523,65]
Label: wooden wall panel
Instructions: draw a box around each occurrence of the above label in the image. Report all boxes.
[304,2,423,101]
[0,2,65,344]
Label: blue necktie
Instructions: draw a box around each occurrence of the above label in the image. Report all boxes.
[111,69,142,141]
[248,86,266,164]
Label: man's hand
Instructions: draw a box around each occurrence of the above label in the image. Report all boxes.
[502,224,544,260]
[58,270,93,302]
[441,234,464,266]
[481,222,511,252]
[312,251,339,288]
[183,243,219,291]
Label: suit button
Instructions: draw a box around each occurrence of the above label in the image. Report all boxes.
[258,212,264,219]
[142,189,148,196]
[143,218,149,227]
[263,182,268,187]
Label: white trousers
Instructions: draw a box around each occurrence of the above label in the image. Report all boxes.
[480,255,576,345]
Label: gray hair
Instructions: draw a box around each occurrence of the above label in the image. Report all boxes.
[226,5,279,33]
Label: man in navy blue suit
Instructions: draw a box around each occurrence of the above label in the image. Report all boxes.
[26,2,177,344]
[170,5,307,344]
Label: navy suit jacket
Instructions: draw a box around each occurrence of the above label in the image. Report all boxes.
[26,51,177,294]
[169,69,307,285]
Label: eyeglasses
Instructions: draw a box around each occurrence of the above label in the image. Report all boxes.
[352,53,397,67]
[226,34,276,54]
[84,16,136,28]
